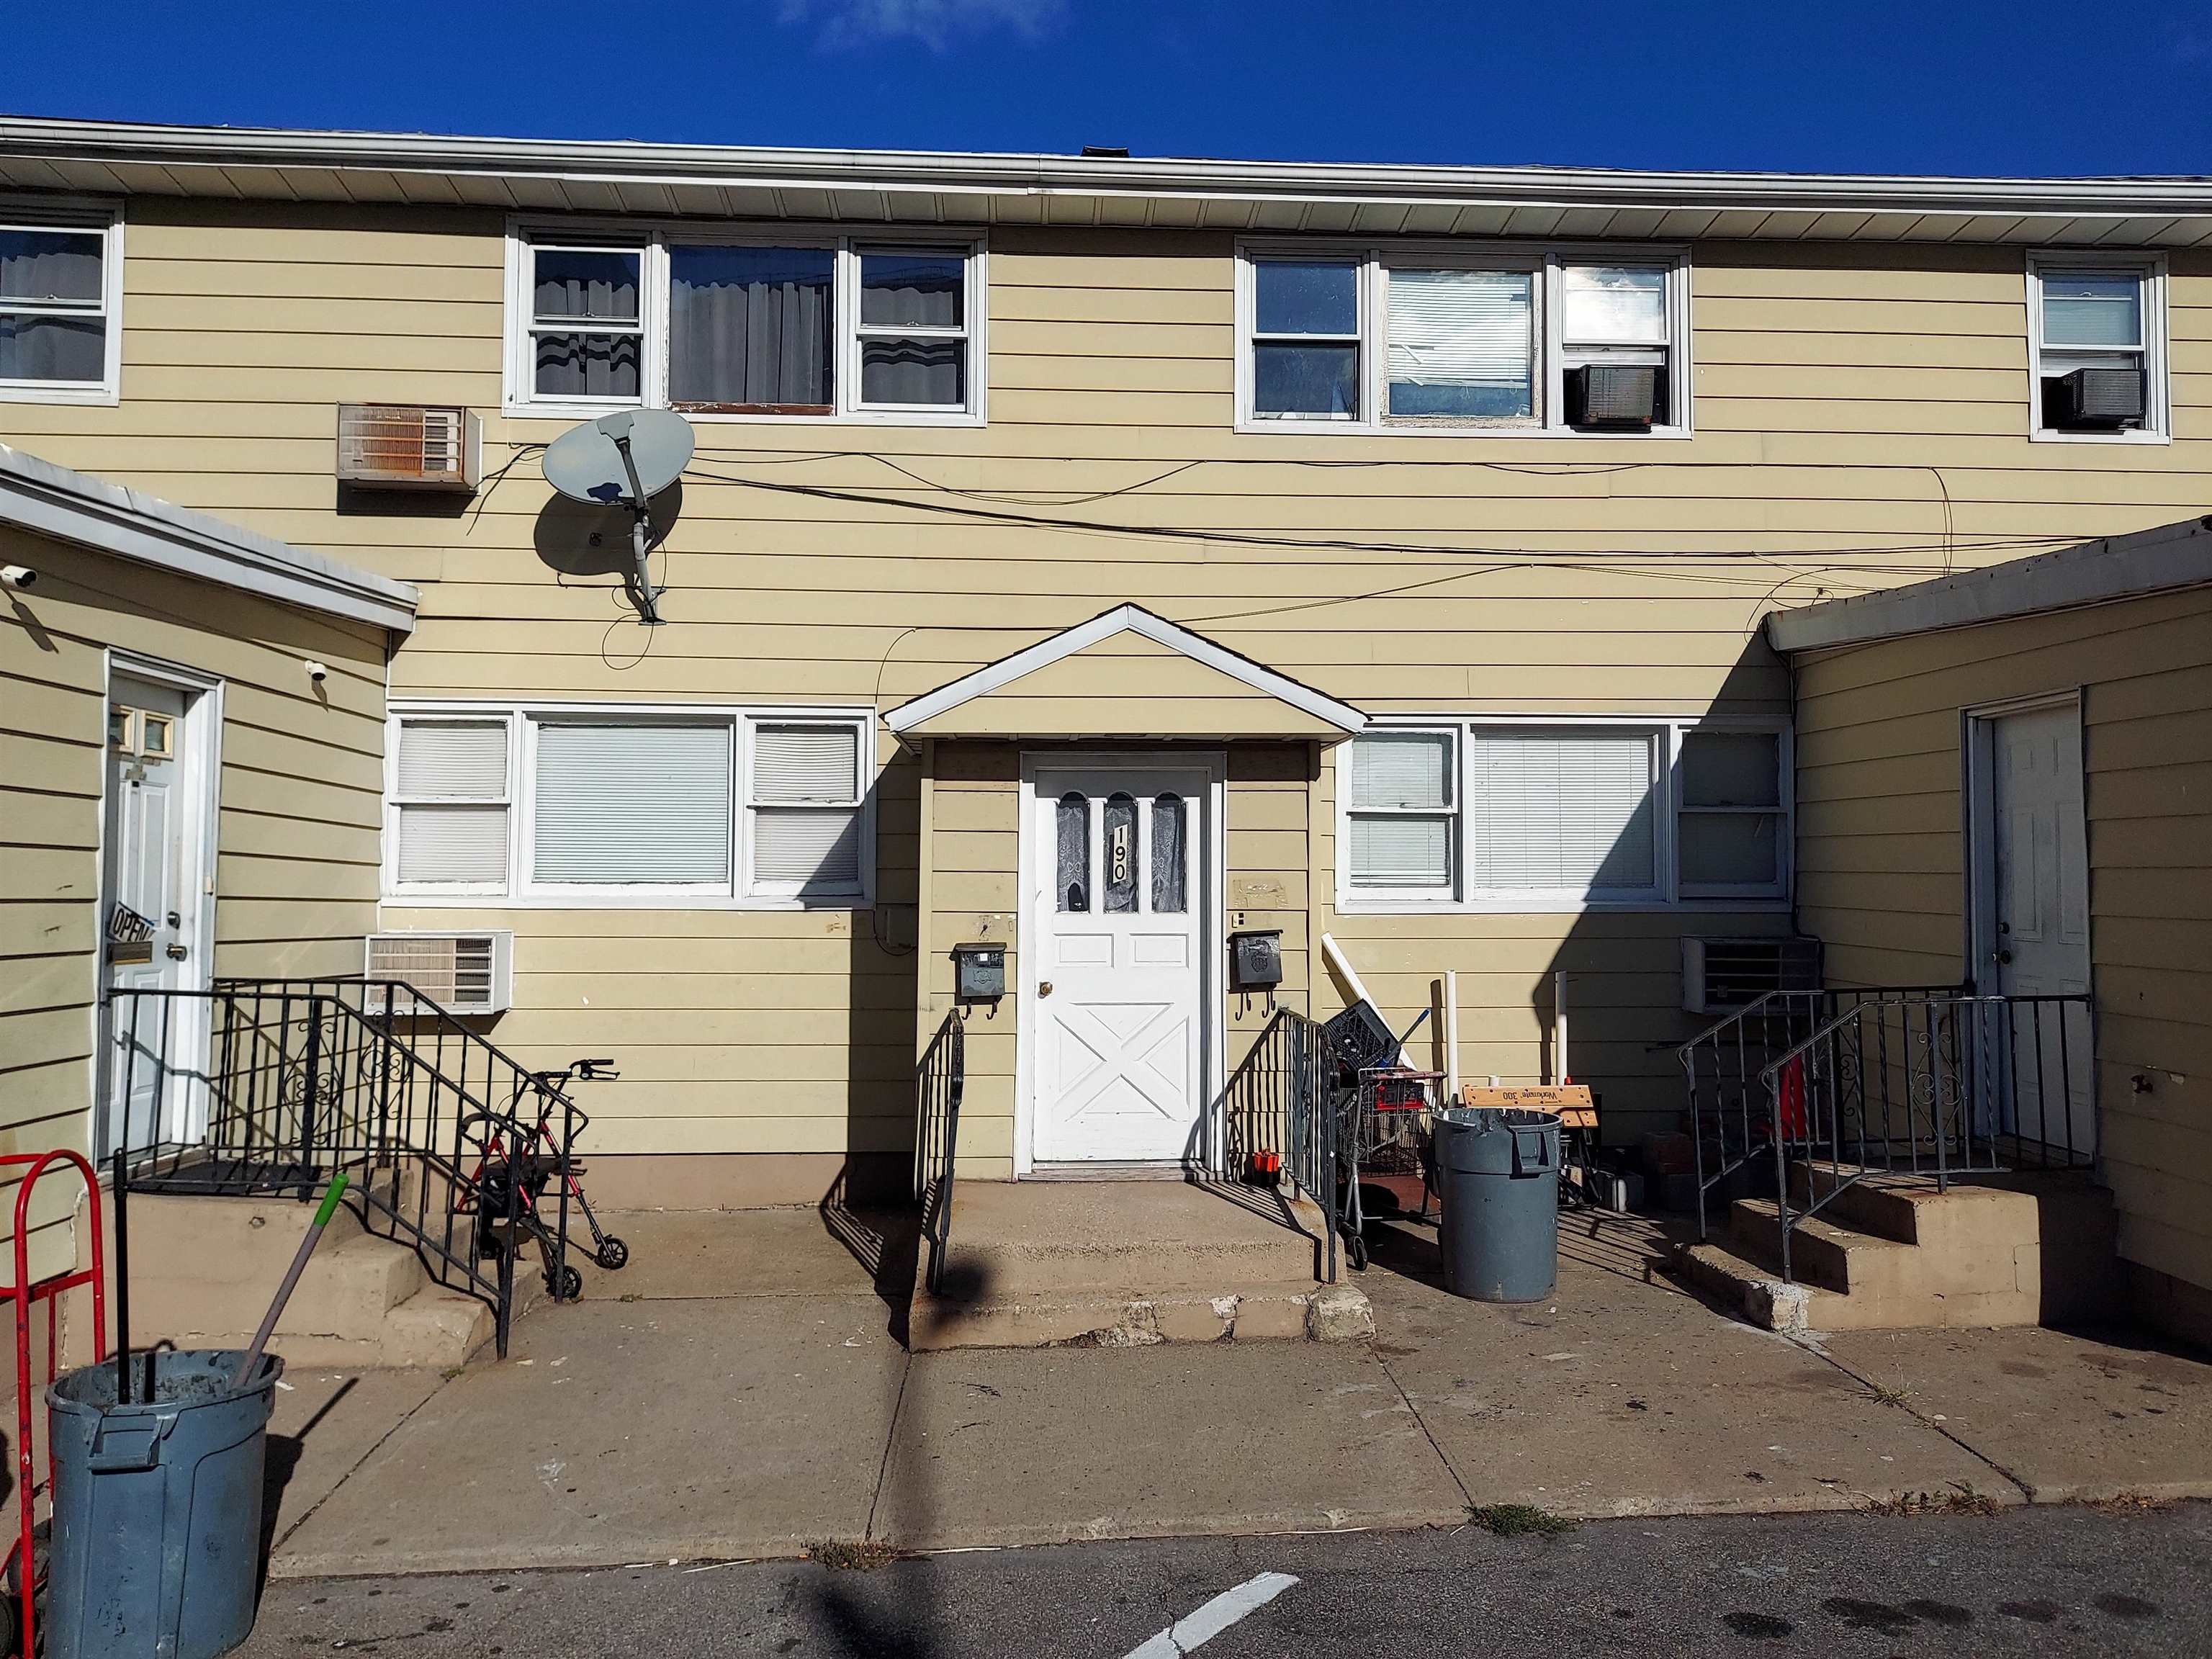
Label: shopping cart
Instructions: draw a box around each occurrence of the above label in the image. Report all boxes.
[1321,1004,1438,1269]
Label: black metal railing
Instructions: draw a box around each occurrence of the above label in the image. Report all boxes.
[1678,985,1962,1242]
[1681,985,2097,1282]
[1758,989,2095,1280]
[1220,1007,1339,1283]
[913,1009,965,1297]
[104,976,569,1357]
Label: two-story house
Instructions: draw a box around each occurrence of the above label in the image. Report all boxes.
[1,117,2206,1357]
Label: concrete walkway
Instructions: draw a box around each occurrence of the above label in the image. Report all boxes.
[260,1207,2212,1578]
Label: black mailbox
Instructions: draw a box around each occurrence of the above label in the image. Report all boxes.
[1230,930,1283,990]
[953,943,1005,1003]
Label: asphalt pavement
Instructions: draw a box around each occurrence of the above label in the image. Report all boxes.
[242,1498,2212,1658]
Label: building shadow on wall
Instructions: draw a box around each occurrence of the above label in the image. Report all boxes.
[817,740,929,1345]
[1524,642,1794,1205]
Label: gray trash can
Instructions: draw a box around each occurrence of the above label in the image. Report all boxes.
[45,1349,282,1659]
[1433,1108,1561,1302]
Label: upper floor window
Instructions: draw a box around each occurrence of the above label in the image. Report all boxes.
[1239,243,1687,435]
[506,224,982,423]
[1339,719,1786,910]
[0,204,122,405]
[2028,252,2167,442]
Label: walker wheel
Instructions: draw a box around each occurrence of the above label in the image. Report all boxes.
[552,1263,584,1302]
[594,1236,629,1271]
[1344,1233,1370,1272]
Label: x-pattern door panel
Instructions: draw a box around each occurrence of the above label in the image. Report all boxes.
[1032,767,1204,1164]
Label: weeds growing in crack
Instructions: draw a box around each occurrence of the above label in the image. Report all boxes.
[1464,1503,1578,1537]
[805,1538,904,1570]
[1865,1485,2002,1517]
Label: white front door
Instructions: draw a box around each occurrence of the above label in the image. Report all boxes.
[1029,765,1208,1165]
[1979,702,2093,1158]
[100,674,211,1159]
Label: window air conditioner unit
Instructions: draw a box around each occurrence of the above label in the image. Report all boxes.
[1681,936,1822,1015]
[2044,367,2144,431]
[337,403,482,491]
[365,931,513,1015]
[1565,364,1663,429]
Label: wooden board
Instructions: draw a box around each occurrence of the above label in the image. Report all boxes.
[1458,1084,1598,1129]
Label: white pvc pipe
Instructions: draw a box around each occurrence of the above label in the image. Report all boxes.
[1443,970,1461,1102]
[1555,968,1570,1085]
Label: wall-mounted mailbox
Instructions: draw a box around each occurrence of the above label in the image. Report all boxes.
[953,943,1006,1004]
[1230,930,1283,990]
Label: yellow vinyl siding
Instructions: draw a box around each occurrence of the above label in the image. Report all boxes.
[0,525,387,1273]
[1792,585,2212,1302]
[1,197,2206,1191]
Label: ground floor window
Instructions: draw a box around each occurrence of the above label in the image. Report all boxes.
[386,703,873,906]
[1340,718,1787,909]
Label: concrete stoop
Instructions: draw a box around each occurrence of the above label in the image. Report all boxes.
[1677,1163,2120,1334]
[909,1179,1370,1351]
[129,1192,499,1370]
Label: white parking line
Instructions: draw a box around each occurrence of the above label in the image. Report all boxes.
[1121,1571,1300,1658]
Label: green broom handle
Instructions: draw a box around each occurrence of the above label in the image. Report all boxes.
[231,1173,348,1390]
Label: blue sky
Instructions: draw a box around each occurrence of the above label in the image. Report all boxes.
[5,1,2208,177]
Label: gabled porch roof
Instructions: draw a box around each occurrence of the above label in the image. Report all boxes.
[884,604,1367,740]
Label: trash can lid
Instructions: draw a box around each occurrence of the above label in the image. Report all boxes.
[1437,1107,1562,1130]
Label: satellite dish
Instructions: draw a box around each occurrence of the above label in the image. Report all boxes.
[542,410,696,624]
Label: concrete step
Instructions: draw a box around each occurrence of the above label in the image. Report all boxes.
[910,1280,1374,1351]
[175,1284,498,1371]
[1727,1197,1920,1300]
[935,1182,1326,1299]
[130,1190,369,1275]
[1678,1233,2041,1334]
[135,1231,428,1345]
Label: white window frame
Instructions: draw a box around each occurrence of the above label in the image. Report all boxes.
[384,702,877,909]
[504,217,986,426]
[741,717,872,900]
[1236,238,1691,438]
[2026,249,2169,446]
[0,199,124,406]
[1336,714,1789,914]
[385,711,516,899]
[1341,725,1462,894]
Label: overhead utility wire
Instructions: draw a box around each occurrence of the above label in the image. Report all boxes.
[678,460,2085,570]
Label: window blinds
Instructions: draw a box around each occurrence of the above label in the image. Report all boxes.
[1468,731,1656,894]
[394,720,510,886]
[1386,269,1532,416]
[750,724,863,891]
[531,721,732,885]
[397,721,506,798]
[752,724,858,802]
[1350,817,1452,889]
[1349,731,1452,809]
[397,808,508,886]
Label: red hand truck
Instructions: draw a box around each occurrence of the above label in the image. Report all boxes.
[1,1151,107,1658]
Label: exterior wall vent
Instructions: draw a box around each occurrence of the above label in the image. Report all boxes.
[1681,935,1822,1014]
[365,930,513,1015]
[2044,367,2144,431]
[337,403,482,490]
[1565,364,1662,428]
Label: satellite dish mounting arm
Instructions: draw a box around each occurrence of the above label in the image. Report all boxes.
[601,413,664,626]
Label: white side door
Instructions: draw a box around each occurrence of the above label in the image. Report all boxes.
[1030,766,1207,1165]
[1983,703,2094,1159]
[100,676,209,1158]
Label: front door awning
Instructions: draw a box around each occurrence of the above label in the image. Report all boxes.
[884,604,1367,740]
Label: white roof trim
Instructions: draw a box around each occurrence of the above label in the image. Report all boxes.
[1768,516,2212,653]
[0,444,418,633]
[4,119,2211,241]
[884,604,1367,734]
